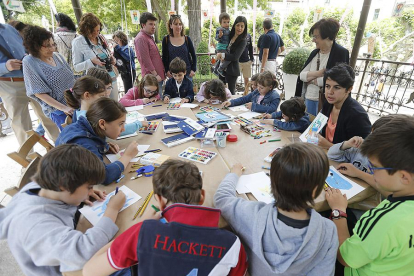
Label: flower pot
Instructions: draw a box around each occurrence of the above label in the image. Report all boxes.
[282,73,297,100]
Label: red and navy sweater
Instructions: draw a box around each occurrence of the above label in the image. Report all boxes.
[108,204,248,275]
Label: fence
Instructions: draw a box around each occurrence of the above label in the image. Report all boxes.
[192,53,414,116]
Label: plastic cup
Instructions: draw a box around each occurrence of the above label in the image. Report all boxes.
[216,132,227,148]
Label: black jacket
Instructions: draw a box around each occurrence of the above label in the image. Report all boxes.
[321,95,371,144]
[224,37,247,77]
[295,41,349,97]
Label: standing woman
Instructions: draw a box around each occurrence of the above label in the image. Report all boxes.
[112,31,136,93]
[22,26,75,131]
[72,13,119,101]
[217,16,247,94]
[294,18,349,116]
[54,13,79,76]
[162,15,197,81]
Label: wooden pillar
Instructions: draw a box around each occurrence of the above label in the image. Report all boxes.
[350,0,372,68]
[71,0,82,24]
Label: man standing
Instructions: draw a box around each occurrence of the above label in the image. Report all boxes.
[0,23,59,146]
[258,18,285,74]
[239,33,254,91]
[134,12,165,95]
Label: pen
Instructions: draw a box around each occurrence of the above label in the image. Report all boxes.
[152,105,162,107]
[144,149,161,153]
[116,174,124,183]
[268,138,281,142]
[151,204,168,223]
[140,131,153,135]
[262,166,271,170]
[115,187,119,194]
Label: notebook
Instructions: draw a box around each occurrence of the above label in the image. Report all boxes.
[163,122,183,134]
[177,118,204,136]
[161,133,195,147]
[195,111,231,123]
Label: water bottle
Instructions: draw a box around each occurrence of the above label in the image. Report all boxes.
[307,126,319,145]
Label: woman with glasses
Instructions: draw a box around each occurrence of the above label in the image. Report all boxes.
[22,25,75,131]
[119,74,160,107]
[294,18,349,116]
[72,13,119,101]
[161,14,197,81]
[318,64,371,149]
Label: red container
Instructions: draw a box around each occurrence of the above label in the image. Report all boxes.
[227,134,238,142]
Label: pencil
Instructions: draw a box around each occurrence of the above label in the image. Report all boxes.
[139,191,153,217]
[268,138,281,142]
[133,191,151,220]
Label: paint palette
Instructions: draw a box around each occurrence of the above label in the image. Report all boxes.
[178,147,217,165]
[167,102,181,110]
[240,124,272,139]
[200,105,220,113]
[233,117,253,126]
[139,121,160,133]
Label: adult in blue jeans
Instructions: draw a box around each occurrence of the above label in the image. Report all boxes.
[294,18,349,116]
[22,25,75,131]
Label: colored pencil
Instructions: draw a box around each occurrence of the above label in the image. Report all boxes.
[268,138,281,142]
[115,187,119,194]
[152,105,162,107]
[151,204,160,212]
[133,191,151,220]
[139,191,153,217]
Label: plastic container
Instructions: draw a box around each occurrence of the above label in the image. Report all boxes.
[216,132,227,148]
[307,126,319,145]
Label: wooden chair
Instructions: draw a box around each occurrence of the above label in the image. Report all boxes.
[4,156,40,197]
[61,115,72,129]
[7,130,53,168]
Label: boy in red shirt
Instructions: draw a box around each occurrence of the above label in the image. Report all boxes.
[83,159,248,276]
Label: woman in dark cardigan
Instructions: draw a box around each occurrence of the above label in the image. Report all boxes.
[318,64,371,149]
[217,16,247,94]
[294,18,349,116]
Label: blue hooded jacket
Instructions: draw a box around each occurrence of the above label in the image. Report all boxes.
[55,116,124,185]
[271,111,311,133]
[230,89,280,113]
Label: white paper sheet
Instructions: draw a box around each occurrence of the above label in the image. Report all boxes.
[169,97,182,103]
[106,145,150,163]
[181,103,199,108]
[239,111,262,120]
[326,166,365,200]
[117,133,138,140]
[125,105,144,112]
[125,111,146,124]
[236,172,270,194]
[79,186,141,226]
[299,112,328,142]
[229,105,249,112]
[245,176,274,204]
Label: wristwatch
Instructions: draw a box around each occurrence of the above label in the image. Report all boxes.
[329,209,347,220]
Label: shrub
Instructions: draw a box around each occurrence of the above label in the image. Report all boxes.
[196,40,210,75]
[282,48,311,75]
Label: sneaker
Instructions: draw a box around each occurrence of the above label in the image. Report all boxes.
[217,68,225,77]
[213,68,220,77]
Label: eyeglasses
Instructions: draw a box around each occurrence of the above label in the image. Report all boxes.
[367,161,394,175]
[106,86,113,91]
[144,87,158,95]
[42,43,57,49]
[312,35,320,40]
[170,14,181,19]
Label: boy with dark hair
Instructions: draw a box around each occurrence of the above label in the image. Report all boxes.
[214,12,231,77]
[326,115,414,276]
[83,159,248,276]
[0,144,126,275]
[215,143,338,275]
[163,57,194,103]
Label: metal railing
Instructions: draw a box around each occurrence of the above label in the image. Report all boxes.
[192,53,414,116]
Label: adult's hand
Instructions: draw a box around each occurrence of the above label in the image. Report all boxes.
[6,59,22,71]
[155,75,162,82]
[189,70,196,77]
[91,57,105,66]
[166,71,172,79]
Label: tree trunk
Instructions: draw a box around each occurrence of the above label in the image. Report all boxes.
[151,0,167,23]
[188,0,201,50]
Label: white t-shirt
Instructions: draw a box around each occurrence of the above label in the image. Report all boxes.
[299,52,329,101]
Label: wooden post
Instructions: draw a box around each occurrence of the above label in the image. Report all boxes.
[71,0,82,24]
[350,0,372,68]
[221,0,226,13]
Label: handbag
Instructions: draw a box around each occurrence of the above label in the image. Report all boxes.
[316,52,325,112]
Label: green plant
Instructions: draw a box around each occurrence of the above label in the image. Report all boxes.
[282,48,311,75]
[196,40,210,75]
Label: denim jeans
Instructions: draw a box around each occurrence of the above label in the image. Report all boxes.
[305,98,319,116]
